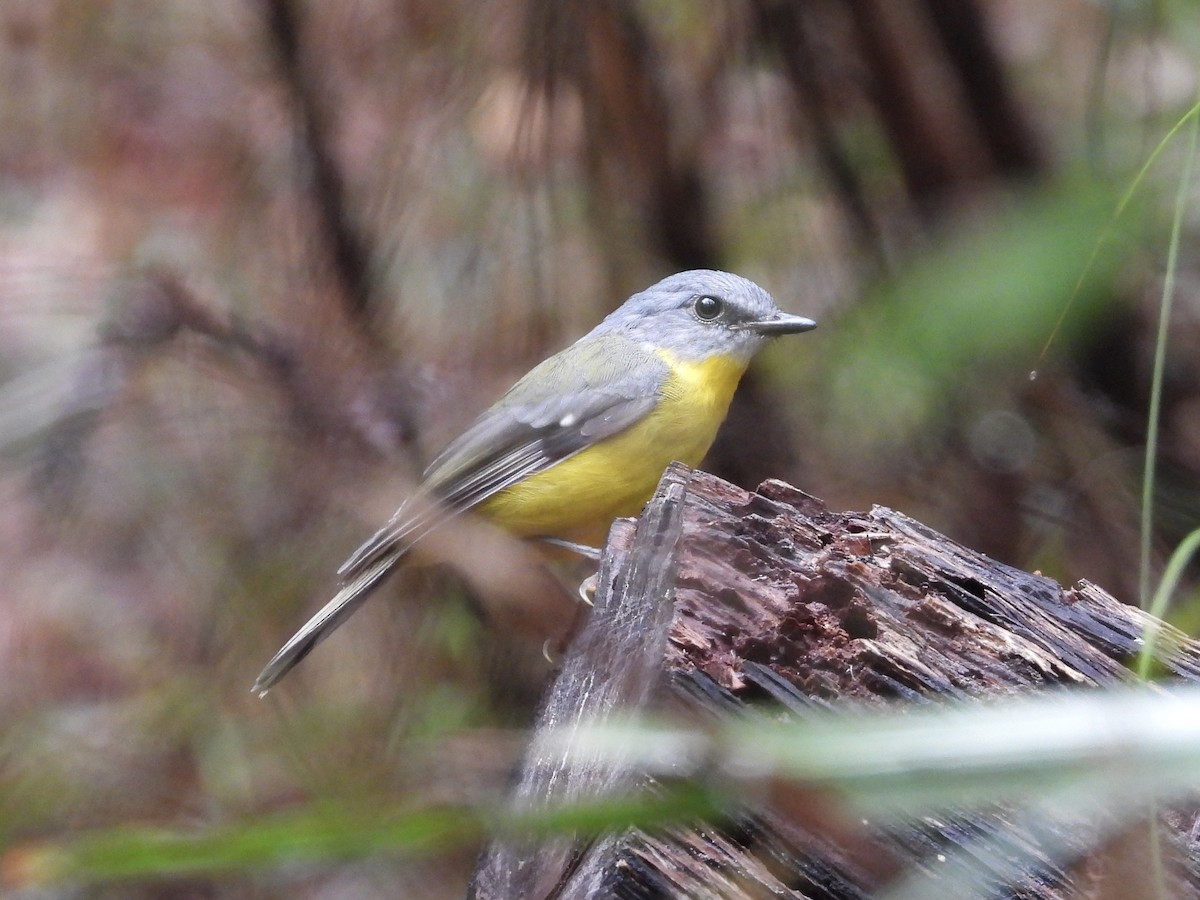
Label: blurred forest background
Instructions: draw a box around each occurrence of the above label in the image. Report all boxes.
[1,0,1198,897]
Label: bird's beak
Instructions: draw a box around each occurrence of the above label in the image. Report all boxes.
[739,313,817,336]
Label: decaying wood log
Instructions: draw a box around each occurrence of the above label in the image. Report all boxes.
[471,463,1200,899]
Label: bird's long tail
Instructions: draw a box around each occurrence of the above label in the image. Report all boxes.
[252,548,404,696]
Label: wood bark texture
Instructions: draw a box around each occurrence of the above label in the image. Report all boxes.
[471,463,1200,899]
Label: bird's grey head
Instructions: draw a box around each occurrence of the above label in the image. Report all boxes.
[593,269,816,363]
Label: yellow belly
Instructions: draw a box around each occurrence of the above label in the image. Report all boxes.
[478,352,748,543]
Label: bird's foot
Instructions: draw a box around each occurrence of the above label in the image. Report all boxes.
[577,573,597,606]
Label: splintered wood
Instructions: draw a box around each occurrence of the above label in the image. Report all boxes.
[471,463,1200,900]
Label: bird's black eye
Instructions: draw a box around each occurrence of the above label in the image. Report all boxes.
[694,295,723,321]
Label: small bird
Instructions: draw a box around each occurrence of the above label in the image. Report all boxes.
[253,270,816,695]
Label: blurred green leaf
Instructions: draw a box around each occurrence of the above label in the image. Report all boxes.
[5,804,476,887]
[556,685,1200,815]
[4,785,723,888]
[817,177,1144,452]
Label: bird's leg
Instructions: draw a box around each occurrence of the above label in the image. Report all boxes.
[537,535,602,560]
[534,536,600,608]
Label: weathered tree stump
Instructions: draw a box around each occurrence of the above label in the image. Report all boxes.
[471,463,1200,899]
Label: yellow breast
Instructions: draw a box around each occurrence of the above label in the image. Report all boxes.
[479,351,749,542]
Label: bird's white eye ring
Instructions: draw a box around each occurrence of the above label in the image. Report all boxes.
[694,295,723,320]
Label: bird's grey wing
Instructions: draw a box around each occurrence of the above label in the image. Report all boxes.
[253,336,666,695]
[339,334,669,578]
